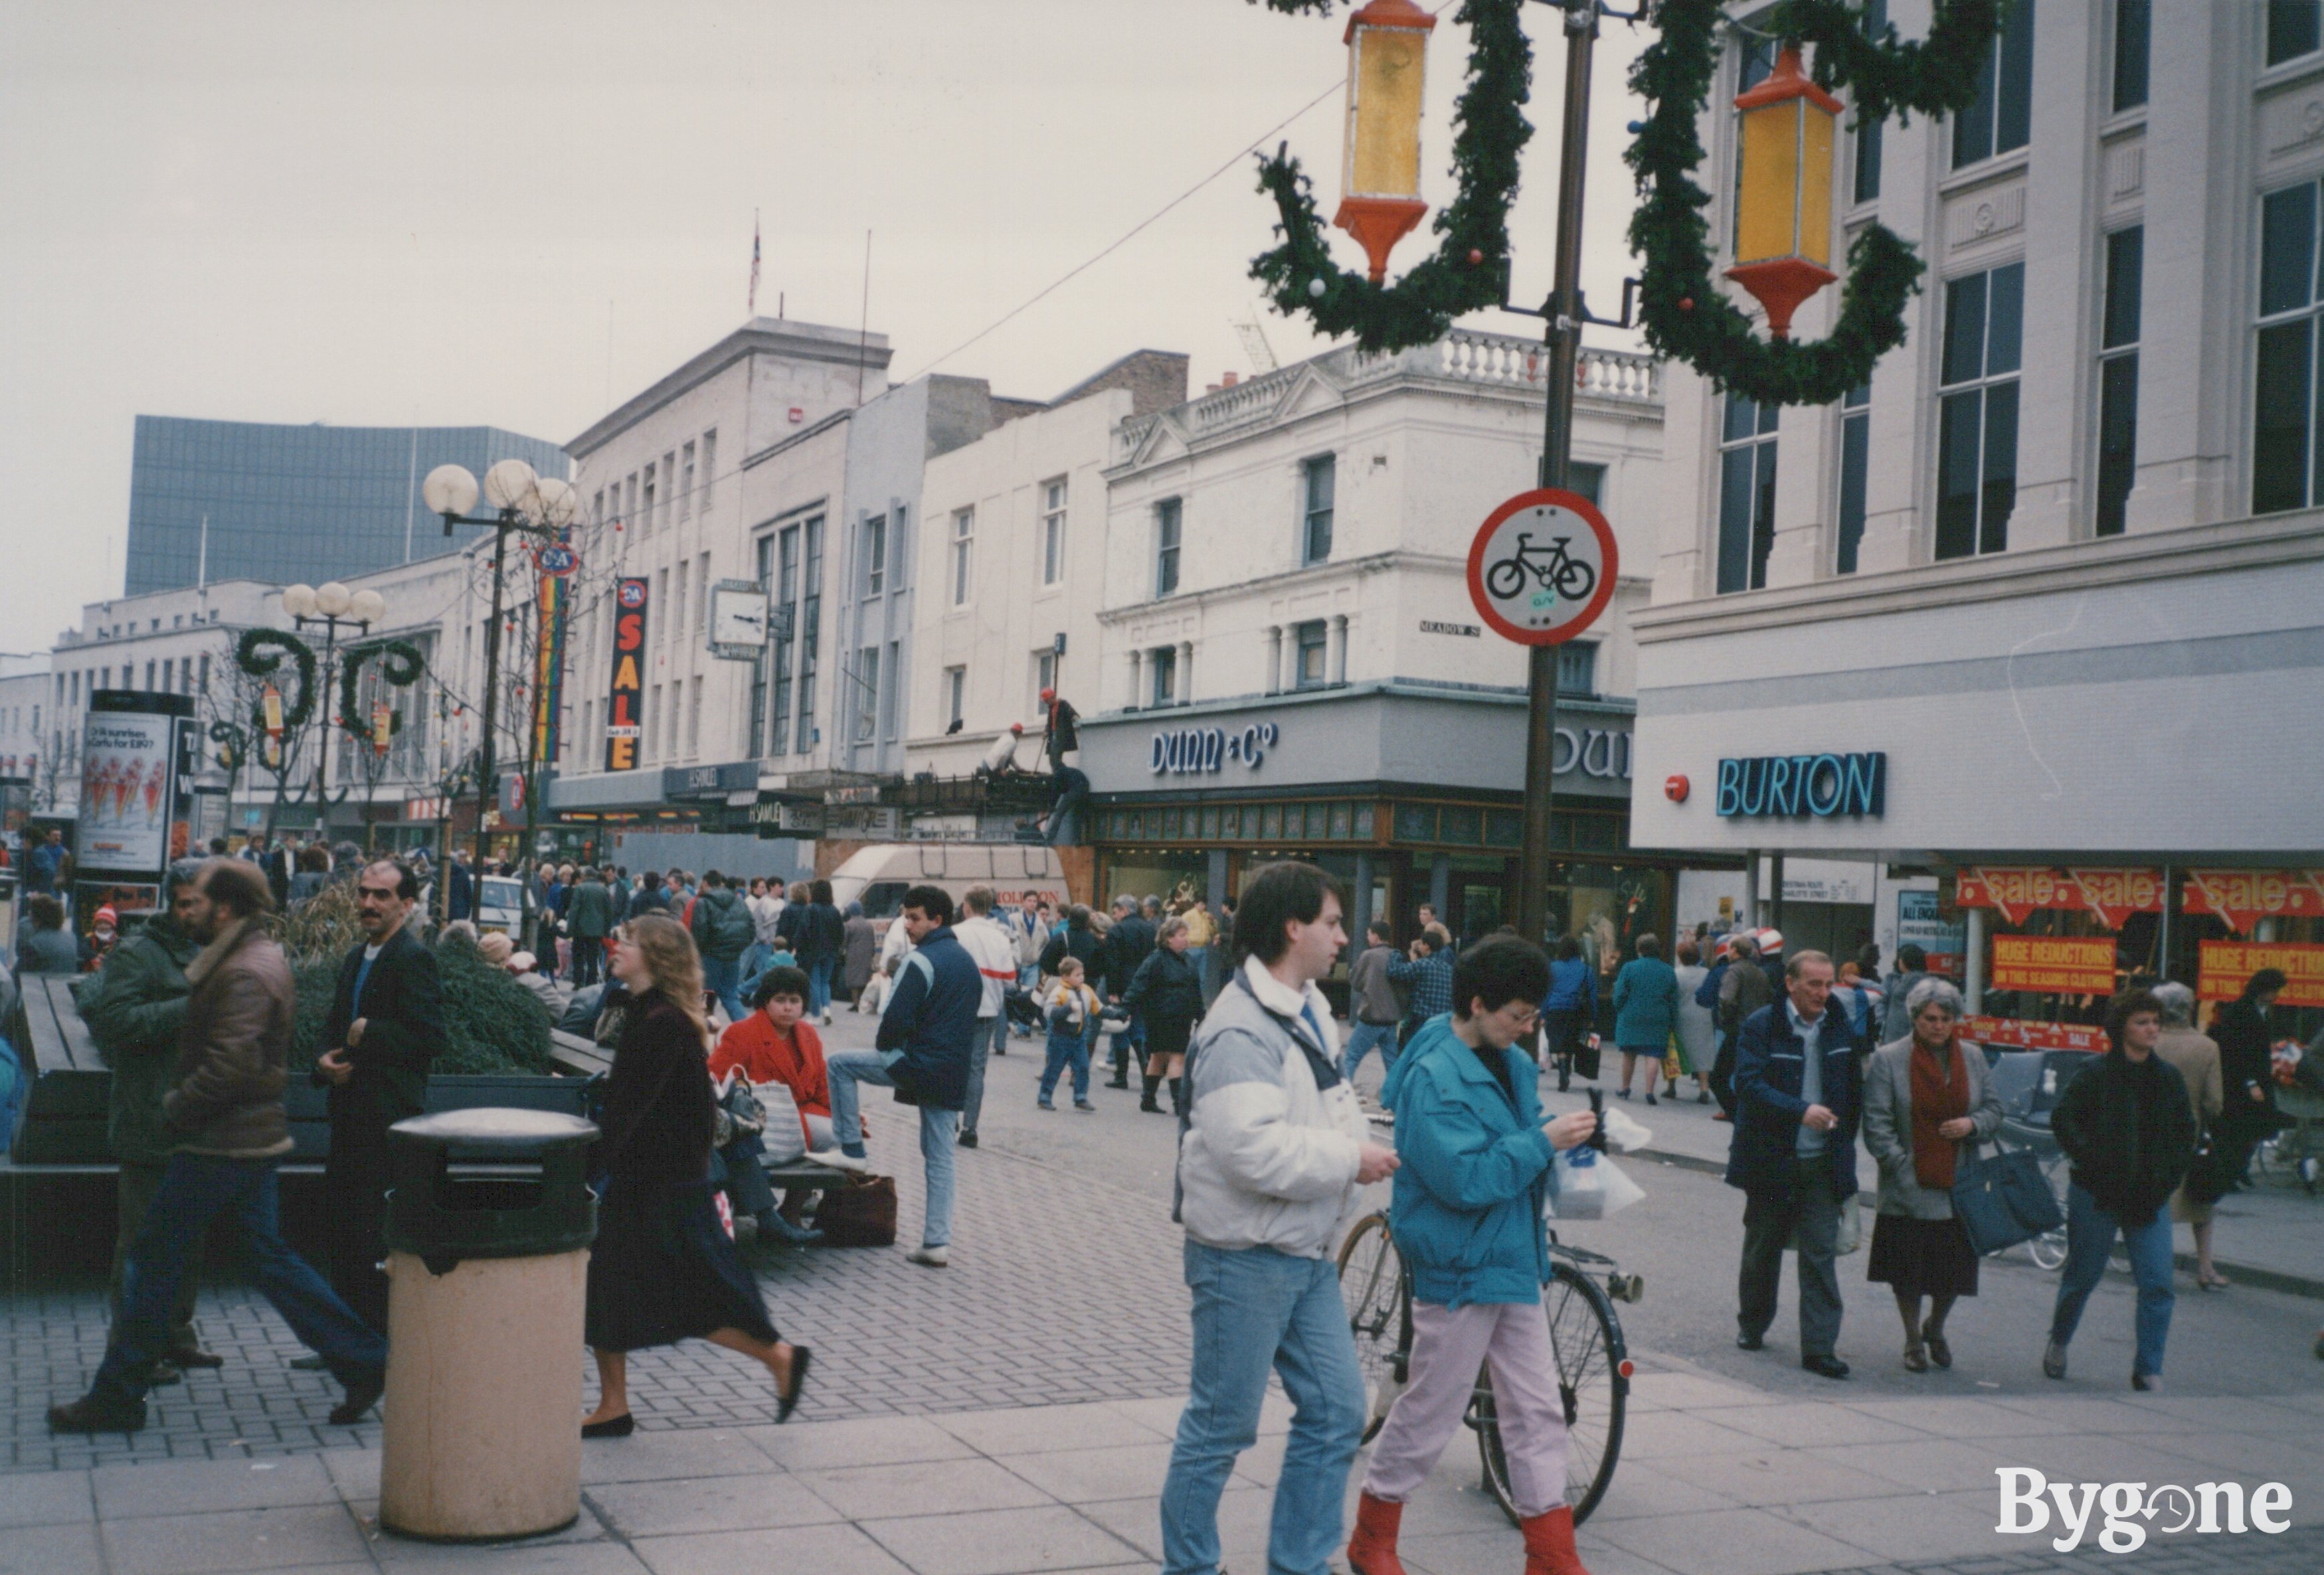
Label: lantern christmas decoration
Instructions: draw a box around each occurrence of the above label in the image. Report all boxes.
[372,701,395,756]
[1724,46,1842,338]
[1334,0,1436,282]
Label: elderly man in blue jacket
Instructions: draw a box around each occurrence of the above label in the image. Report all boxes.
[1727,948,1862,1379]
[822,884,980,1269]
[1350,936,1601,1575]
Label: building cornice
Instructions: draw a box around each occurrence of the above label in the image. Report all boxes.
[1079,675,1637,727]
[1632,510,2324,643]
[566,320,892,458]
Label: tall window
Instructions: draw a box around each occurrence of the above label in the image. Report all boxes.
[951,509,974,606]
[1294,620,1328,688]
[1151,645,1177,707]
[1953,0,2034,169]
[1565,462,1606,505]
[2096,227,2143,537]
[2270,1,2321,67]
[1155,497,1182,596]
[885,639,901,740]
[696,552,710,637]
[1033,650,1055,714]
[699,431,717,516]
[1556,643,1597,697]
[675,560,690,642]
[2112,0,2149,112]
[945,666,966,728]
[1301,456,1335,564]
[687,675,703,757]
[679,441,695,521]
[853,646,880,741]
[662,452,677,527]
[1716,392,1779,594]
[1854,0,1886,203]
[1836,384,1871,574]
[1041,479,1067,584]
[1936,261,2024,559]
[2254,179,2324,513]
[769,527,798,755]
[642,465,657,537]
[796,517,822,752]
[862,511,887,596]
[749,539,772,756]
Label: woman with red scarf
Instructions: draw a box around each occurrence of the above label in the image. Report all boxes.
[1860,978,2003,1373]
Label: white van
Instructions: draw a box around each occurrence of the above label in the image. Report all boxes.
[827,843,1069,927]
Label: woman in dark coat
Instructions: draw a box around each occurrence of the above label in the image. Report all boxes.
[797,880,846,1025]
[841,902,878,1003]
[582,914,810,1438]
[2210,967,2288,1191]
[1122,918,1205,1116]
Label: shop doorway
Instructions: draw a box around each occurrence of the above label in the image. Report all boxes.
[1780,901,1874,967]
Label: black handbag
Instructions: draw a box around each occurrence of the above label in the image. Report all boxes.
[2182,1127,2232,1206]
[1950,1147,2065,1256]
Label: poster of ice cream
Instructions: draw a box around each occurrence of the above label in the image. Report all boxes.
[76,709,177,876]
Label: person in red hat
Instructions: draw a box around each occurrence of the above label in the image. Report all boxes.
[83,905,122,972]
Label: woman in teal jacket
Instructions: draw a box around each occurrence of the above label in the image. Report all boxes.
[1611,934,1680,1106]
[1350,937,1601,1575]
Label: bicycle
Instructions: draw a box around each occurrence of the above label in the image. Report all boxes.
[1482,532,1597,605]
[1336,1210,1638,1526]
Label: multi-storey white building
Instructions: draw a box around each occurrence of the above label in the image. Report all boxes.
[1061,329,1664,946]
[1627,3,2324,1017]
[0,654,52,789]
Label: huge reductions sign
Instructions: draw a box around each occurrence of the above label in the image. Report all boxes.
[1989,935,2118,995]
[604,577,649,772]
[2199,941,2324,1009]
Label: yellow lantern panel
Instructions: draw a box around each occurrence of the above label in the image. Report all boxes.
[1346,25,1427,201]
[1736,98,1834,268]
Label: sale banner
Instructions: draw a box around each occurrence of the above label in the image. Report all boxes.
[604,577,649,772]
[2198,941,2324,1009]
[1955,867,2163,926]
[1989,934,2118,994]
[2180,869,2324,932]
[1960,1016,2109,1053]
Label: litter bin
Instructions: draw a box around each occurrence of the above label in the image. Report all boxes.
[377,1108,598,1541]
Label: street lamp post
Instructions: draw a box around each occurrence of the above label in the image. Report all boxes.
[419,459,578,878]
[281,580,388,836]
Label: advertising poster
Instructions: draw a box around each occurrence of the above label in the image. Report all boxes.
[604,576,648,772]
[2199,940,2324,1009]
[1989,934,2118,995]
[1896,890,1965,977]
[76,707,177,877]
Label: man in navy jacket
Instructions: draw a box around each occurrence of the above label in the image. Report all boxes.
[1726,948,1861,1379]
[823,884,980,1268]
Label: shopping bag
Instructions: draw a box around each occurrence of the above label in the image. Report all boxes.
[1548,1146,1645,1220]
[756,1081,807,1165]
[1949,1147,2064,1256]
[815,1174,899,1246]
[1599,1106,1654,1154]
[1789,1193,1863,1255]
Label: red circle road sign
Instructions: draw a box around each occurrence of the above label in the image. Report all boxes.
[1466,487,1618,646]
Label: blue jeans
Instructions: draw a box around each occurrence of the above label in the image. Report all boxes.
[739,942,774,995]
[1341,1021,1399,1084]
[2049,1183,2175,1378]
[1160,1241,1367,1575]
[826,1046,958,1250]
[962,1013,1007,1135]
[806,954,838,1017]
[1039,1031,1091,1104]
[702,954,745,1025]
[94,1155,385,1402]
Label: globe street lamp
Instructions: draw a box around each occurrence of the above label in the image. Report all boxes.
[282,580,388,832]
[422,458,578,874]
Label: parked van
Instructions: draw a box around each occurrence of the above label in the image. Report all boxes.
[827,843,1069,927]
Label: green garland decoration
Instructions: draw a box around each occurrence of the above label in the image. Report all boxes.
[1246,0,1532,353]
[335,639,426,742]
[234,628,317,730]
[1628,0,2002,405]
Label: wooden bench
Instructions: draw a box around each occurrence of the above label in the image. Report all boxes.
[9,974,113,1166]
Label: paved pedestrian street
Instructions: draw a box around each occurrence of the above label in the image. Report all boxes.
[5,1015,2322,1572]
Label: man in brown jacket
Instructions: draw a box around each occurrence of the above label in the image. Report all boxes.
[49,859,387,1435]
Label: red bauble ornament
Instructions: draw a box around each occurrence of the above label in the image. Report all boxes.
[1678,296,1695,312]
[1467,248,1484,265]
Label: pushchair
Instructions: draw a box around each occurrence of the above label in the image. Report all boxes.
[1003,982,1045,1036]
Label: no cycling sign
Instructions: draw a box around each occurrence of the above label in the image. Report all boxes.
[1465,487,1618,647]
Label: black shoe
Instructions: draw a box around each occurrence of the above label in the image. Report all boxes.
[1802,1354,1850,1380]
[958,1130,979,1149]
[48,1392,146,1434]
[289,1354,329,1371]
[755,1208,823,1246]
[778,1345,812,1423]
[167,1343,225,1370]
[328,1371,385,1426]
[147,1359,184,1387]
[581,1413,636,1439]
[1558,1072,1571,1093]
[1140,1094,1162,1113]
[1105,1076,1129,1090]
[1645,1091,1658,1106]
[1736,1332,1765,1352]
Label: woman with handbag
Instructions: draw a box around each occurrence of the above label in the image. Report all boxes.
[1860,978,2002,1373]
[581,914,811,1438]
[2150,983,2228,1288]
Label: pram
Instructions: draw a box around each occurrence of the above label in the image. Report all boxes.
[1003,983,1045,1035]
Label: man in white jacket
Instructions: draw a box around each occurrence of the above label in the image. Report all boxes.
[951,884,1020,1150]
[1160,861,1397,1575]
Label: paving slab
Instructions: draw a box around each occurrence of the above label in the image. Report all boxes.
[630,1519,915,1575]
[0,1469,92,1529]
[101,1501,371,1575]
[792,1455,1055,1521]
[585,1471,846,1538]
[1589,1504,1883,1575]
[858,1503,1146,1575]
[90,1453,339,1519]
[747,1414,980,1472]
[934,1403,1171,1456]
[0,1521,104,1575]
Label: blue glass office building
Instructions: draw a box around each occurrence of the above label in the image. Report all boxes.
[125,416,570,594]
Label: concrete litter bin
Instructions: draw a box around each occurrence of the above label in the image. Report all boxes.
[377,1108,598,1541]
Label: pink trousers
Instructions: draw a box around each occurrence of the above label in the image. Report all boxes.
[1360,1298,1570,1519]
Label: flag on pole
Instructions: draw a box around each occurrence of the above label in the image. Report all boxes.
[749,210,761,316]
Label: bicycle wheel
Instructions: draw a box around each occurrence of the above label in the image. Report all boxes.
[1336,1212,1408,1444]
[1476,1260,1629,1527]
[1552,556,1597,602]
[1484,557,1526,600]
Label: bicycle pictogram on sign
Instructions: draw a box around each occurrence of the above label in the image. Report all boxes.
[1465,488,1618,647]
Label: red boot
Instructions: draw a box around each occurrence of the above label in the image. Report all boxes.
[1348,1491,1407,1575]
[1521,1505,1590,1575]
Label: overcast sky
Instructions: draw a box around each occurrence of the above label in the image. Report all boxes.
[0,1,1650,647]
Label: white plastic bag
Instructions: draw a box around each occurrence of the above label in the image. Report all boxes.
[1548,1145,1646,1220]
[755,1081,808,1165]
[1599,1106,1654,1154]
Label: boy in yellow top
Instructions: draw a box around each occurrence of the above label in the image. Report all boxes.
[1182,899,1219,999]
[1039,957,1101,1112]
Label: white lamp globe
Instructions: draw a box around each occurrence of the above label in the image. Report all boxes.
[282,584,319,620]
[315,582,352,617]
[482,458,539,512]
[422,463,479,519]
[349,589,387,625]
[533,475,579,529]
